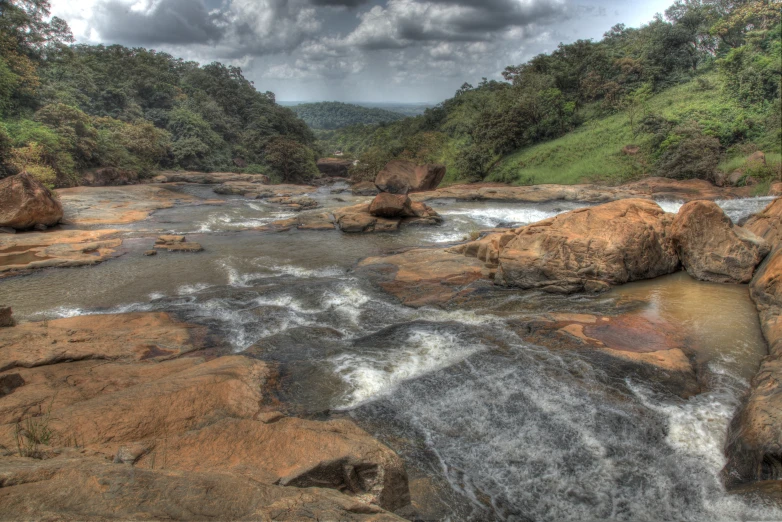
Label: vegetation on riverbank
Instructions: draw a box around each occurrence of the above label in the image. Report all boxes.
[321,0,781,186]
[0,0,319,187]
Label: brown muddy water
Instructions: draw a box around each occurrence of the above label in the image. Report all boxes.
[0,184,779,521]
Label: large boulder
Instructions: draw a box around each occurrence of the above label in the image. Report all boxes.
[745,197,782,250]
[671,200,769,284]
[369,193,412,218]
[317,158,353,177]
[496,199,679,294]
[0,172,63,230]
[374,160,446,195]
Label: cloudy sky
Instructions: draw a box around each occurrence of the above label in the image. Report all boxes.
[50,0,672,103]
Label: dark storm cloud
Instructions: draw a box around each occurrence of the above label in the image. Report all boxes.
[307,0,369,6]
[93,0,225,46]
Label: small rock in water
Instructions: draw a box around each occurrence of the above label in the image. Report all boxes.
[155,235,186,245]
[153,235,202,253]
[0,306,16,327]
[144,250,157,256]
[34,223,47,231]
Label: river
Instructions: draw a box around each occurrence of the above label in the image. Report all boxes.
[0,184,779,521]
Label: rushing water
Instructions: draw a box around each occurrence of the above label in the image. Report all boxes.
[1,185,779,521]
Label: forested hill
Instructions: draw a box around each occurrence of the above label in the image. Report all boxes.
[323,0,781,187]
[0,0,318,187]
[290,102,405,130]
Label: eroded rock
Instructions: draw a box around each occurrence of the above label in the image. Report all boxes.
[672,200,769,284]
[496,199,679,294]
[375,160,446,195]
[0,173,63,230]
[745,197,782,249]
[369,193,412,218]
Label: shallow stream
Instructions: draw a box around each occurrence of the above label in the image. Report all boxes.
[0,185,779,521]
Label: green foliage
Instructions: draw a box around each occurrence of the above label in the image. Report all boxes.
[655,121,722,180]
[264,137,318,183]
[291,102,405,130]
[9,141,56,186]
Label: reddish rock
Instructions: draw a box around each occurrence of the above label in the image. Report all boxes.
[374,160,446,195]
[769,183,782,197]
[80,167,139,187]
[672,200,769,284]
[0,172,63,230]
[496,199,679,294]
[369,193,412,218]
[352,181,380,196]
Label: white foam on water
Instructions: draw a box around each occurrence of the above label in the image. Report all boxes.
[148,292,165,300]
[427,231,469,243]
[176,283,211,295]
[332,329,484,408]
[321,284,371,324]
[656,199,686,214]
[440,207,560,228]
[657,196,776,224]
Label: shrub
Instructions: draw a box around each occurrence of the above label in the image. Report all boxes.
[655,121,721,180]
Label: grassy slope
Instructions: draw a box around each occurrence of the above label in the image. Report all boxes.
[488,73,781,186]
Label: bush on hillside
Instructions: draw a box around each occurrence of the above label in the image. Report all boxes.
[656,121,721,180]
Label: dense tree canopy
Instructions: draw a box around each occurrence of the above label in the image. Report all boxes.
[0,0,317,186]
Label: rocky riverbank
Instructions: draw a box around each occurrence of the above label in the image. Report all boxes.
[0,312,411,520]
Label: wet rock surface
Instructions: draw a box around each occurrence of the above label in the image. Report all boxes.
[0,312,410,520]
[0,173,63,231]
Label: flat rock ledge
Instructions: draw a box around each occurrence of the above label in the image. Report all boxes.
[0,229,122,278]
[0,312,410,520]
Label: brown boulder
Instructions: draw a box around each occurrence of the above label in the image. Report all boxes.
[671,200,769,284]
[745,197,782,249]
[0,455,403,521]
[369,193,412,218]
[0,172,63,230]
[770,182,782,197]
[496,199,679,294]
[317,158,353,177]
[135,416,410,511]
[374,160,446,195]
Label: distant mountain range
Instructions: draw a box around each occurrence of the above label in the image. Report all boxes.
[281,101,433,128]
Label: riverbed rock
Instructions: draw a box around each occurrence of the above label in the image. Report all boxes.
[56,185,216,226]
[154,235,202,252]
[318,158,353,177]
[266,195,319,211]
[745,197,782,249]
[134,416,410,511]
[357,248,491,307]
[370,193,412,218]
[0,173,63,230]
[0,229,123,278]
[352,181,380,196]
[411,178,751,205]
[155,171,270,184]
[213,182,315,199]
[0,312,207,372]
[725,246,782,487]
[672,200,769,284]
[375,160,446,195]
[334,203,441,234]
[495,199,679,294]
[0,455,403,521]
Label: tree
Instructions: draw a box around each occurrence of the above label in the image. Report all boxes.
[264,137,317,183]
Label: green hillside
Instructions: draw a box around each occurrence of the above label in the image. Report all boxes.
[321,1,781,187]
